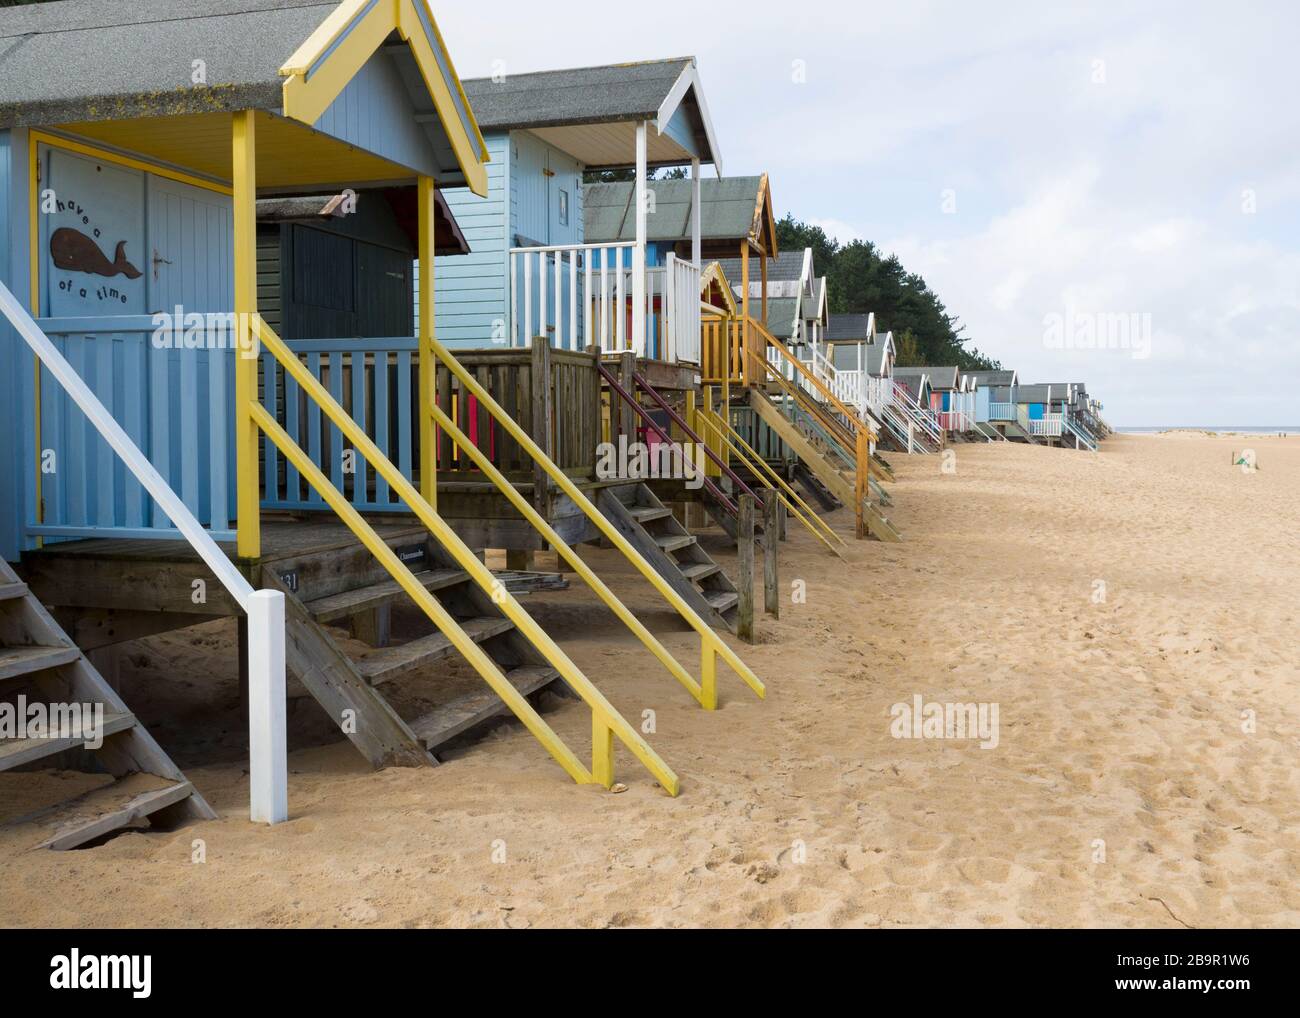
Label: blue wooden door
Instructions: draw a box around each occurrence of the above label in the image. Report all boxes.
[36,145,234,537]
[145,173,235,531]
[38,147,150,533]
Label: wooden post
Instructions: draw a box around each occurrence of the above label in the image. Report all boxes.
[763,488,779,617]
[417,175,437,510]
[232,110,260,560]
[618,350,637,442]
[855,426,868,540]
[352,605,391,648]
[738,492,755,643]
[740,241,750,387]
[531,335,552,517]
[506,549,532,571]
[760,248,769,329]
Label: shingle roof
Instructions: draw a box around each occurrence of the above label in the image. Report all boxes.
[0,0,335,125]
[964,369,1018,387]
[585,176,766,245]
[758,297,800,339]
[826,313,874,342]
[1013,383,1069,403]
[907,365,959,389]
[463,59,688,130]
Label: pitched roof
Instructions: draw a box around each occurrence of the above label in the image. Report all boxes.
[714,249,808,300]
[587,174,774,257]
[906,365,959,389]
[964,369,1018,387]
[0,0,487,191]
[826,313,875,342]
[462,57,719,167]
[758,297,800,339]
[1013,383,1069,402]
[0,0,333,123]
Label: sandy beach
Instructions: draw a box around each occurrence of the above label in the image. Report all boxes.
[2,432,1297,928]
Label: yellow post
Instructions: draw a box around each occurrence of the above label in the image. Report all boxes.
[592,714,614,787]
[232,110,260,560]
[417,175,437,510]
[740,242,750,387]
[855,426,868,540]
[701,644,717,711]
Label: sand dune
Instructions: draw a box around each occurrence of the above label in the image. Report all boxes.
[2,433,1297,928]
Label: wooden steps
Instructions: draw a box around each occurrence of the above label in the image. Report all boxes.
[0,710,135,771]
[7,777,198,852]
[305,569,468,624]
[358,617,516,686]
[748,389,902,543]
[263,534,571,769]
[598,483,741,633]
[408,665,562,752]
[0,644,80,680]
[0,558,214,849]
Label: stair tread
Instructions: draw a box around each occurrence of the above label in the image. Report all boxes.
[0,581,29,601]
[357,616,516,685]
[655,533,697,553]
[706,591,739,612]
[409,666,561,751]
[629,505,673,523]
[306,569,468,623]
[679,562,720,581]
[0,710,136,772]
[0,644,81,681]
[12,778,197,851]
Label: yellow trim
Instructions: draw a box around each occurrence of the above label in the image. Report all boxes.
[279,0,489,197]
[232,112,261,560]
[252,315,679,794]
[417,175,437,508]
[395,0,489,196]
[29,129,233,197]
[280,0,371,75]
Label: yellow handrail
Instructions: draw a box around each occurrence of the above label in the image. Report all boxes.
[428,402,704,703]
[693,406,845,556]
[251,316,679,795]
[748,316,878,444]
[428,335,765,707]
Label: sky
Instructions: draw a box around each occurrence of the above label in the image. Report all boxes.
[434,0,1300,427]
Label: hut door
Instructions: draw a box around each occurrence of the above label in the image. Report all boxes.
[37,147,151,534]
[36,144,234,537]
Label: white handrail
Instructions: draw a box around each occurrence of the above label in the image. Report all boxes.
[0,282,286,825]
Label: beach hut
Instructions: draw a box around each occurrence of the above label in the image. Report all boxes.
[0,0,751,829]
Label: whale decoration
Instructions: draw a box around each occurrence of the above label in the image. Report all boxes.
[50,227,142,280]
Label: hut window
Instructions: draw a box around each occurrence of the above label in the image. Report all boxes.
[558,189,569,226]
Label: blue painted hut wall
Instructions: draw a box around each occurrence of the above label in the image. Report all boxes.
[423,130,586,348]
[0,128,33,562]
[313,48,439,178]
[975,385,991,422]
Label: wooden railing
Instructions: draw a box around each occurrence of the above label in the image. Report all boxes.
[259,340,600,512]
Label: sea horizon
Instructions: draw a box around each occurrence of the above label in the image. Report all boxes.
[1117,426,1300,435]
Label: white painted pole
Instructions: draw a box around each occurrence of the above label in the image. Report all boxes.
[248,588,288,824]
[633,121,648,356]
[691,156,701,267]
